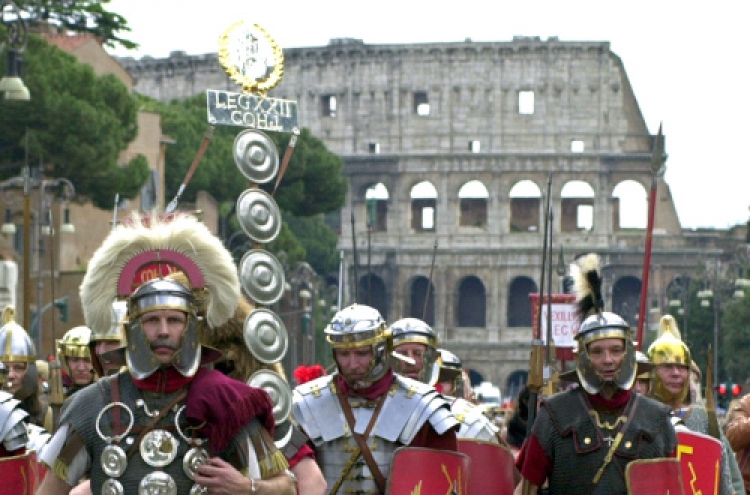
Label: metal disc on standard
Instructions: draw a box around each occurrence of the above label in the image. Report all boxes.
[233,129,279,184]
[248,369,293,423]
[236,188,282,244]
[239,250,285,305]
[243,308,288,364]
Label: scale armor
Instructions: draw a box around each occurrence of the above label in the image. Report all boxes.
[450,398,499,442]
[0,390,28,453]
[293,373,457,493]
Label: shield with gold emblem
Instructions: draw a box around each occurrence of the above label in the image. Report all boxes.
[0,450,45,494]
[457,438,515,494]
[386,447,470,495]
[625,458,685,495]
[676,429,722,495]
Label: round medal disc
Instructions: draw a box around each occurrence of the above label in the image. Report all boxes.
[183,447,209,480]
[101,478,124,495]
[140,429,179,468]
[139,472,177,495]
[100,444,128,478]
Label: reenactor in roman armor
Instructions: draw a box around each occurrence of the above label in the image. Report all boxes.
[57,326,95,398]
[633,351,652,395]
[648,315,741,495]
[292,304,460,494]
[390,317,440,384]
[87,301,127,378]
[36,213,296,495]
[0,361,28,457]
[514,253,678,495]
[0,308,53,432]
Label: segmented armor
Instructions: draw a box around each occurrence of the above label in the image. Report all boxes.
[293,373,457,494]
[0,390,28,454]
[450,398,499,442]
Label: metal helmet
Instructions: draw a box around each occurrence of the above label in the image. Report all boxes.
[125,278,202,380]
[575,311,637,394]
[57,326,92,376]
[324,304,391,388]
[635,350,652,380]
[389,317,439,385]
[436,348,465,398]
[88,300,127,377]
[0,307,38,399]
[647,315,691,405]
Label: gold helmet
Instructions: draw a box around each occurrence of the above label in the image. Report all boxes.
[647,315,691,404]
[57,326,92,377]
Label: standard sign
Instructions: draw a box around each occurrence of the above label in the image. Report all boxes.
[539,303,580,348]
[206,89,298,132]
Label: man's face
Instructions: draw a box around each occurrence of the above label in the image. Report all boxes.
[439,380,455,396]
[634,378,650,395]
[66,356,93,386]
[393,342,427,380]
[587,338,626,382]
[334,346,374,388]
[655,363,689,396]
[4,361,27,394]
[95,340,122,375]
[141,309,188,365]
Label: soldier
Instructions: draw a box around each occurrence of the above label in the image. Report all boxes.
[0,362,28,457]
[87,301,127,378]
[648,315,739,495]
[514,253,678,495]
[36,213,295,495]
[57,326,95,397]
[292,304,458,494]
[633,351,652,395]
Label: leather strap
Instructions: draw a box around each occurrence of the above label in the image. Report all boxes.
[336,389,388,493]
[111,375,122,436]
[126,389,188,461]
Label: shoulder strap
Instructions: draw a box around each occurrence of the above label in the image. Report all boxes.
[335,389,388,493]
[589,393,641,489]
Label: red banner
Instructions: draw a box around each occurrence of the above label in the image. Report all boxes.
[529,293,577,361]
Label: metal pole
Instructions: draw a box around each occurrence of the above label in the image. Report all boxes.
[713,260,719,384]
[22,167,31,338]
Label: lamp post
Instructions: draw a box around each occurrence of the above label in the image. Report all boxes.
[0,0,30,100]
[667,274,691,342]
[0,170,75,356]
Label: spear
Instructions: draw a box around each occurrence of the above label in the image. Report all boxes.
[635,124,665,350]
[351,212,359,303]
[705,345,720,439]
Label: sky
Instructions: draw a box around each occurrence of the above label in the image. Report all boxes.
[105,0,749,230]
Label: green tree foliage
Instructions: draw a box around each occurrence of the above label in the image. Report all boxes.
[139,93,347,276]
[721,294,750,383]
[12,0,136,49]
[0,36,149,208]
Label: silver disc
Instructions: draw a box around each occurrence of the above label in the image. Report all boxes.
[101,478,124,495]
[138,471,177,495]
[139,429,179,468]
[183,446,209,480]
[100,444,127,478]
[273,418,294,449]
[236,189,282,244]
[233,129,279,184]
[190,484,209,495]
[243,308,288,364]
[248,369,293,423]
[239,250,286,305]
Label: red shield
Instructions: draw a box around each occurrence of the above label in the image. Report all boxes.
[625,458,685,495]
[386,447,471,495]
[0,451,45,494]
[677,429,722,495]
[457,438,515,494]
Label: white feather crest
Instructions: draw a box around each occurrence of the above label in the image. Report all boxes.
[571,253,601,302]
[80,212,239,334]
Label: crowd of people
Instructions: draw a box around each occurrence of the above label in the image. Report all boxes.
[1,213,750,494]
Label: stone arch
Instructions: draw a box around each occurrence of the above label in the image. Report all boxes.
[509,180,541,233]
[458,180,489,228]
[408,275,435,325]
[612,180,648,229]
[505,370,529,399]
[410,181,438,232]
[508,276,538,327]
[457,275,486,327]
[612,276,641,328]
[561,180,595,232]
[358,273,388,320]
[365,182,390,232]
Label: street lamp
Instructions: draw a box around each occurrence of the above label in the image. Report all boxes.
[0,0,30,101]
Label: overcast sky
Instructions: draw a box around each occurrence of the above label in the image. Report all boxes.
[106,0,749,230]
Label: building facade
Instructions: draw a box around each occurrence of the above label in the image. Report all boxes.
[119,36,746,395]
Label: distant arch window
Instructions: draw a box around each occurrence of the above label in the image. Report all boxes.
[409,276,435,325]
[458,180,488,227]
[358,274,388,320]
[561,180,595,232]
[457,276,486,327]
[411,181,437,231]
[508,276,538,327]
[509,180,541,232]
[365,183,389,232]
[612,180,647,229]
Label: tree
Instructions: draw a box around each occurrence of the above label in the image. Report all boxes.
[11,0,136,49]
[0,36,149,208]
[721,294,750,384]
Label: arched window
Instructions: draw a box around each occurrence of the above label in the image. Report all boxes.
[612,276,642,328]
[409,276,435,325]
[508,276,538,327]
[612,180,647,230]
[458,181,489,227]
[457,276,486,327]
[365,183,389,232]
[410,181,437,232]
[358,274,388,320]
[561,180,595,232]
[509,180,541,232]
